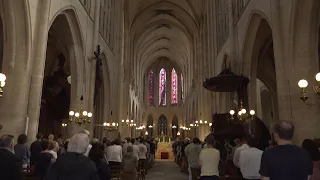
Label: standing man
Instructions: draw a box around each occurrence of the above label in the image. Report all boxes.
[0,134,24,180]
[259,121,313,180]
[30,133,43,166]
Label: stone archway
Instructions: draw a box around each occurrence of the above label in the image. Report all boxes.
[172,115,178,139]
[27,8,85,139]
[147,114,154,137]
[158,114,168,136]
[242,14,279,128]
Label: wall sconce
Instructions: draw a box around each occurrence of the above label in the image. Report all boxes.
[298,73,320,105]
[145,131,148,135]
[0,73,6,97]
[177,131,180,136]
[61,123,68,128]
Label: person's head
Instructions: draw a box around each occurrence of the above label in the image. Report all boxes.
[68,133,90,154]
[102,137,107,144]
[89,143,105,162]
[192,137,201,144]
[224,139,229,144]
[205,134,215,147]
[91,138,99,145]
[48,134,54,141]
[234,138,240,145]
[17,134,28,144]
[58,134,62,139]
[247,136,259,148]
[131,138,135,144]
[272,121,294,144]
[240,136,247,144]
[139,138,145,144]
[40,139,50,151]
[36,133,43,140]
[79,129,90,137]
[302,139,320,161]
[125,137,131,142]
[0,134,14,150]
[48,140,58,152]
[127,145,133,153]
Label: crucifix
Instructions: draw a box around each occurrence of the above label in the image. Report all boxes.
[93,45,103,106]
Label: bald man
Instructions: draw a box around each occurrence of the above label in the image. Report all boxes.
[259,121,313,180]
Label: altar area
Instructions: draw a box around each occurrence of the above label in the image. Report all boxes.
[155,141,174,160]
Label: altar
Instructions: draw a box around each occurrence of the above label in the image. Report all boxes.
[155,142,174,160]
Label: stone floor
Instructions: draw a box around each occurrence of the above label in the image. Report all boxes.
[146,160,189,180]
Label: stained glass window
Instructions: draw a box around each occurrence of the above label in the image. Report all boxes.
[181,74,184,99]
[171,68,178,104]
[148,71,154,105]
[159,68,166,106]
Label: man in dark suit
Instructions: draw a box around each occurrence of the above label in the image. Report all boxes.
[0,134,24,180]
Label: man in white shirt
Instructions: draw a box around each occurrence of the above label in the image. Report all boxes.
[107,140,123,163]
[239,138,263,180]
[131,138,139,160]
[233,137,249,167]
[138,139,147,160]
[123,137,132,155]
[199,134,220,180]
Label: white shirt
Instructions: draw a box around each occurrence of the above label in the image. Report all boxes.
[107,145,123,162]
[239,147,263,179]
[48,150,57,160]
[84,144,92,157]
[123,142,132,155]
[138,143,147,160]
[233,143,249,167]
[199,148,220,176]
[132,144,140,160]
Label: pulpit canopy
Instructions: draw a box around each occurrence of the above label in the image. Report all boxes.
[203,67,249,92]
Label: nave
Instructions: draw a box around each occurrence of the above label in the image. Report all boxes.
[146,160,188,180]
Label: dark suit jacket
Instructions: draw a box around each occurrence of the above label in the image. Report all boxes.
[0,148,24,180]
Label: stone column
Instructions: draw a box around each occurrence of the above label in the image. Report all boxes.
[26,0,51,140]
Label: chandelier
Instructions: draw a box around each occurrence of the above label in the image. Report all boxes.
[103,122,119,131]
[298,73,320,106]
[121,113,136,127]
[136,125,145,130]
[229,100,255,122]
[69,95,92,125]
[0,73,6,98]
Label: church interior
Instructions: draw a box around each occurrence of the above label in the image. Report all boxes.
[0,0,320,180]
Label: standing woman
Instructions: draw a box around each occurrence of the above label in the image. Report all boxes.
[14,134,30,169]
[302,139,320,180]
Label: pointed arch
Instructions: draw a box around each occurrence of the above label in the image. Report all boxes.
[171,68,178,104]
[159,68,167,106]
[147,114,154,137]
[148,70,154,105]
[172,115,178,139]
[158,114,168,135]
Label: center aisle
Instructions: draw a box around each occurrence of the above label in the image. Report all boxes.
[146,160,189,180]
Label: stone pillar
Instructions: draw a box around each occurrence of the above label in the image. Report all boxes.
[26,0,51,140]
[88,0,101,138]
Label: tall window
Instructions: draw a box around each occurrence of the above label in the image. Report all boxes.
[171,68,178,104]
[159,68,166,106]
[181,74,184,99]
[148,71,154,105]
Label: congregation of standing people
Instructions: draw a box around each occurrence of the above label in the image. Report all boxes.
[173,120,320,180]
[0,129,157,180]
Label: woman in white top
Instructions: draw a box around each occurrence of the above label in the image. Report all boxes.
[107,140,123,165]
[199,134,220,180]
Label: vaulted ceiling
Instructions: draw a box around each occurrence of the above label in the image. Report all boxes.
[125,0,204,75]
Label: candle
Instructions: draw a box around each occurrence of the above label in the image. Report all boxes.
[25,116,29,135]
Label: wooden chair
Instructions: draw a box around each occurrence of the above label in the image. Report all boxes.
[137,159,147,180]
[109,162,123,180]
